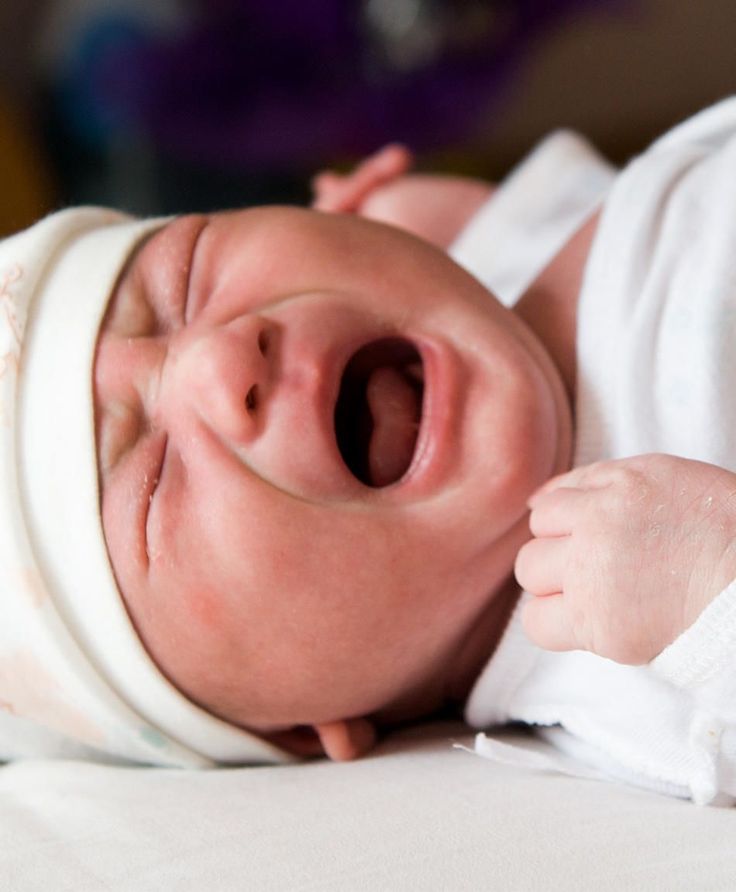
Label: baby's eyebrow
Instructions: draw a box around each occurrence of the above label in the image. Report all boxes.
[99,230,158,334]
[181,216,211,324]
[130,215,210,327]
[98,398,144,473]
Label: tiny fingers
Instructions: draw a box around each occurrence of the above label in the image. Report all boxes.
[527,486,585,537]
[311,144,413,212]
[521,593,579,652]
[360,143,413,178]
[311,171,352,210]
[514,535,569,596]
[518,531,587,652]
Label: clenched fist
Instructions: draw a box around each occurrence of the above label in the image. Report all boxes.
[515,454,736,664]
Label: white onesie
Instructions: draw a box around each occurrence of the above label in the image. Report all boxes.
[454,97,736,806]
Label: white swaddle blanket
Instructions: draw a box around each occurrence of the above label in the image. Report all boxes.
[463,97,736,806]
[0,207,288,766]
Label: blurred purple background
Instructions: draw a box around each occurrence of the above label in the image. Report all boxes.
[91,0,615,169]
[0,0,733,231]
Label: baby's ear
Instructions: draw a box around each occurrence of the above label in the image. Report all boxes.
[262,718,376,761]
[313,718,377,761]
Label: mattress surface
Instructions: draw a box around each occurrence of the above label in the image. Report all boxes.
[2,723,735,891]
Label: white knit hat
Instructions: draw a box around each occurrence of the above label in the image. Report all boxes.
[0,207,290,766]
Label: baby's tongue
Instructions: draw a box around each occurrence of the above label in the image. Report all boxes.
[365,366,419,486]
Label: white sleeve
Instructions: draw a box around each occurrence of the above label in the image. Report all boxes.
[650,580,736,804]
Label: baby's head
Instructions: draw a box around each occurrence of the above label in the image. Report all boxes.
[0,203,570,765]
[93,206,571,758]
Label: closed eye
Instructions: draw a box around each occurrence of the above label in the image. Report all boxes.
[96,402,142,475]
[145,433,168,564]
[182,218,210,324]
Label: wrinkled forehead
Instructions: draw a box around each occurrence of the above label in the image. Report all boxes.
[108,206,510,342]
[188,206,486,299]
[98,215,200,336]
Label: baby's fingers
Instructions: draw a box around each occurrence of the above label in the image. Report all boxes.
[515,536,569,596]
[311,171,352,211]
[312,144,412,212]
[527,486,586,537]
[521,594,579,652]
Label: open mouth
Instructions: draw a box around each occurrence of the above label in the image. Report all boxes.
[334,338,424,487]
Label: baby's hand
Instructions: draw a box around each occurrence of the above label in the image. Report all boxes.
[515,454,736,664]
[311,144,414,214]
[311,145,493,248]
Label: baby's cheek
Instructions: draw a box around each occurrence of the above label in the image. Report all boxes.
[186,587,226,631]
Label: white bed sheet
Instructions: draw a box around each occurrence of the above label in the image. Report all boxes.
[2,723,735,891]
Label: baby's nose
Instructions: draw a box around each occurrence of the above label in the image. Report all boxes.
[162,316,275,443]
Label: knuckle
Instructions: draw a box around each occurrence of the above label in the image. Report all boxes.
[611,467,651,507]
[617,465,645,492]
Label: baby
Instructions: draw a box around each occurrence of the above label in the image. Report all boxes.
[3,97,736,803]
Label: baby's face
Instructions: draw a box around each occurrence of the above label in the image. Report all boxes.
[94,207,571,735]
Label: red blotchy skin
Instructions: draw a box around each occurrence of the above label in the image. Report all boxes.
[187,588,225,630]
[95,206,574,739]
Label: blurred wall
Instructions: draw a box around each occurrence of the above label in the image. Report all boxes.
[0,1,54,233]
[0,0,733,230]
[482,0,736,174]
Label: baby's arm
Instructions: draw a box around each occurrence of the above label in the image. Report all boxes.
[312,144,493,249]
[515,453,736,664]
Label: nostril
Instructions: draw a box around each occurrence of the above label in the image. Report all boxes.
[245,384,258,412]
[257,330,270,356]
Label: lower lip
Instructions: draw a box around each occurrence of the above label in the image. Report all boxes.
[400,337,460,494]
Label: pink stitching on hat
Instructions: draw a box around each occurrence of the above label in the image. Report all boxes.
[0,265,23,389]
[0,264,23,347]
[0,265,23,425]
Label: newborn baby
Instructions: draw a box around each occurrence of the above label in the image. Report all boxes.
[4,98,736,803]
[93,158,575,760]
